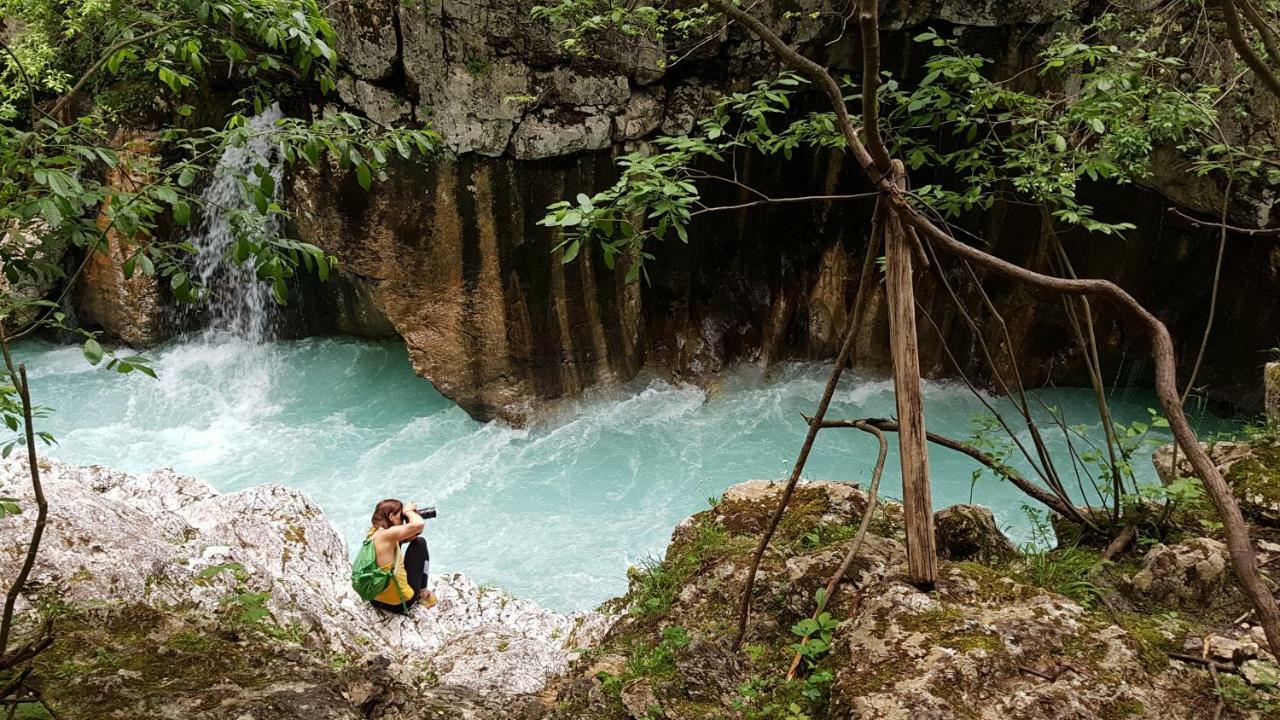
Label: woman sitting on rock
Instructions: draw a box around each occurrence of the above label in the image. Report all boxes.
[368,499,437,613]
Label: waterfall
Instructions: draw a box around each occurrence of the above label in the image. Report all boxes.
[189,105,285,342]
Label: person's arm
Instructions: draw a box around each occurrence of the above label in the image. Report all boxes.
[382,503,425,543]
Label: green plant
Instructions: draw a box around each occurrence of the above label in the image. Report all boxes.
[789,612,838,669]
[170,631,213,653]
[627,522,728,617]
[1216,674,1280,714]
[624,625,690,679]
[196,561,301,638]
[1016,507,1106,607]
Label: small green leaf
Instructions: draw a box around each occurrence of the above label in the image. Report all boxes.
[172,201,191,226]
[561,240,581,264]
[83,338,104,366]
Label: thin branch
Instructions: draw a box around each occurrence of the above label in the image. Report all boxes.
[1181,179,1232,405]
[0,39,38,123]
[1219,0,1280,101]
[786,419,886,680]
[0,328,49,657]
[730,197,885,649]
[1166,206,1280,237]
[1241,0,1280,70]
[50,25,179,118]
[689,191,879,217]
[820,417,1078,518]
[856,0,892,175]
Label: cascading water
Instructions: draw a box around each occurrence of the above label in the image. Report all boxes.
[188,104,285,341]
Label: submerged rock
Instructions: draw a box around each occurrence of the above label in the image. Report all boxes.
[0,455,611,708]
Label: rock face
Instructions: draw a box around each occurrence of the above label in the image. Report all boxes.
[0,455,612,708]
[934,503,1019,561]
[73,131,168,346]
[72,0,1280,423]
[1129,537,1232,606]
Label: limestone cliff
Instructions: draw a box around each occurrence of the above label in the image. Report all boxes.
[72,0,1280,423]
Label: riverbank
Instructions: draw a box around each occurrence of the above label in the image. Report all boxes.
[4,442,1279,717]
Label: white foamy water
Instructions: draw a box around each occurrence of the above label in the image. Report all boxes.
[15,334,1232,611]
[189,105,285,341]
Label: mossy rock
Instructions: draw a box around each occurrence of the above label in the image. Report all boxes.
[1223,445,1280,527]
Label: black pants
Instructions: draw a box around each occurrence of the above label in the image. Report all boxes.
[372,536,430,614]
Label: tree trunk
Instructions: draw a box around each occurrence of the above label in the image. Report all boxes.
[884,162,937,589]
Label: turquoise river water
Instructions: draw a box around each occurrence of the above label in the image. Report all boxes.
[16,332,1232,611]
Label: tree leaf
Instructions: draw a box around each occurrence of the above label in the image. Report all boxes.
[83,338,104,366]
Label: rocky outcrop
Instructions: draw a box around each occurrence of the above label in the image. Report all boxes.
[1129,537,1232,607]
[1154,441,1280,527]
[934,503,1019,561]
[541,479,1233,719]
[0,454,612,714]
[0,220,66,325]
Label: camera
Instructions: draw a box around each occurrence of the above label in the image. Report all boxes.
[406,505,437,521]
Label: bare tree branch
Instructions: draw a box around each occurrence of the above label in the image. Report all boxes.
[1167,206,1280,237]
[729,197,885,649]
[786,418,886,680]
[0,327,49,657]
[1220,0,1280,101]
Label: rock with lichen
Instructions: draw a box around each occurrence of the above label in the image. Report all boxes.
[538,480,1234,719]
[1128,538,1232,607]
[934,503,1019,562]
[1153,441,1280,527]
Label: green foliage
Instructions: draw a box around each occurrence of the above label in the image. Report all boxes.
[1217,671,1280,714]
[885,24,1220,232]
[0,0,342,120]
[789,610,838,668]
[626,521,728,618]
[624,625,691,679]
[535,4,1273,290]
[195,561,288,632]
[0,496,21,517]
[734,670,833,720]
[0,0,439,390]
[1015,507,1106,608]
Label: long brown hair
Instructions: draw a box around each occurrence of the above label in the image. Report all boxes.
[371,499,403,529]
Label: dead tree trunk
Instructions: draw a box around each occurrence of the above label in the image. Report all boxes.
[883,161,937,589]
